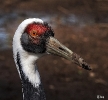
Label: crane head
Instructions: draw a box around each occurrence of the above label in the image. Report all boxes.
[13,18,91,70]
[21,21,54,53]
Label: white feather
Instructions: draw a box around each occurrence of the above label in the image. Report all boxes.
[13,18,43,87]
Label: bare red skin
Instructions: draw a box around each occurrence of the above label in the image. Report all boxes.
[25,23,48,36]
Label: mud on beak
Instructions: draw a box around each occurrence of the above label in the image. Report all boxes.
[46,37,91,70]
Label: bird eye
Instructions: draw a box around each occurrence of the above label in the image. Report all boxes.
[30,30,38,37]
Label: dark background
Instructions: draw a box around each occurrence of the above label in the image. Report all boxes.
[0,0,108,100]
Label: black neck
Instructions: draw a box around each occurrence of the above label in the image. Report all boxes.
[16,52,46,100]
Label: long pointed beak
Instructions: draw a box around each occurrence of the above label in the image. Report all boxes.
[46,37,91,70]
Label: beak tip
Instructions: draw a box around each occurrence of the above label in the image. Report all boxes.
[81,64,91,70]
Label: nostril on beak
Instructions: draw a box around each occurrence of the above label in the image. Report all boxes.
[59,47,66,52]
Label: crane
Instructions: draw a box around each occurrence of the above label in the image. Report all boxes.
[13,18,91,100]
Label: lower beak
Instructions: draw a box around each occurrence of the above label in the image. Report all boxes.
[46,37,91,70]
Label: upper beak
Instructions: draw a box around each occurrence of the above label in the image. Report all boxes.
[46,36,91,70]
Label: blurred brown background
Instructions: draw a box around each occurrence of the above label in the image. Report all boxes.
[0,0,108,100]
